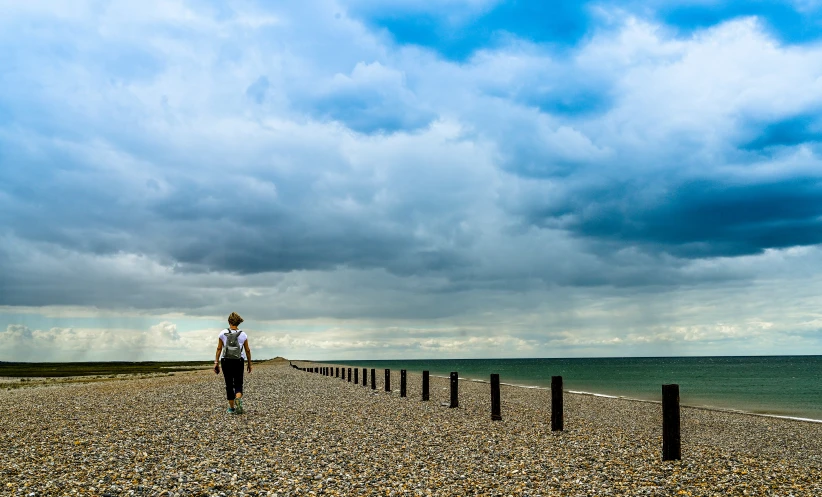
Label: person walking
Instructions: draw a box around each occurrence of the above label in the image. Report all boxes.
[214,312,252,414]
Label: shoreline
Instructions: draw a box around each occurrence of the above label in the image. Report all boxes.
[343,367,822,425]
[438,372,822,425]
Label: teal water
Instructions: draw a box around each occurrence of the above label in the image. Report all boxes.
[326,357,822,421]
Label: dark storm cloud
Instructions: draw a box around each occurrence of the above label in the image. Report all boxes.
[528,177,822,258]
[163,221,466,276]
[0,149,468,280]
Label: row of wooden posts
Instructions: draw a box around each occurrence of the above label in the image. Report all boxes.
[291,363,681,461]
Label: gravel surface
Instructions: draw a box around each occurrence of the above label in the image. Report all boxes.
[2,361,820,496]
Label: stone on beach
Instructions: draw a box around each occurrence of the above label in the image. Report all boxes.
[1,362,821,496]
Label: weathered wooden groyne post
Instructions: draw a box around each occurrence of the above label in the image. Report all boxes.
[362,368,367,386]
[450,372,458,408]
[354,368,358,384]
[551,376,563,431]
[370,368,376,390]
[400,370,407,398]
[385,369,391,392]
[490,374,501,421]
[662,384,681,461]
[422,371,429,401]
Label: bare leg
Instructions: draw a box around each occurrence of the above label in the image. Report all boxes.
[229,400,235,409]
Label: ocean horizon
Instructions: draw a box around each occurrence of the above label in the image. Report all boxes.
[319,356,822,422]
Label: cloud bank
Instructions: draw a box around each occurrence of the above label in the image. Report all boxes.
[1,0,822,360]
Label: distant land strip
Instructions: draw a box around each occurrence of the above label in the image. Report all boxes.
[0,357,288,378]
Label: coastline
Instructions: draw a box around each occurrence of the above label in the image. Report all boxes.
[337,363,822,424]
[449,373,822,424]
[3,361,822,496]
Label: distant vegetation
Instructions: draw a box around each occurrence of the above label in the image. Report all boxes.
[0,361,213,378]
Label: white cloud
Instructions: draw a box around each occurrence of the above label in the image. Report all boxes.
[1,322,182,361]
[2,2,822,359]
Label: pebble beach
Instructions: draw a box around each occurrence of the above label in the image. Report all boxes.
[2,360,821,496]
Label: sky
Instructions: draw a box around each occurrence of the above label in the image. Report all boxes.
[2,0,822,362]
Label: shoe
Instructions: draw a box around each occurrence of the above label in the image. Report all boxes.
[235,398,244,414]
[226,407,236,414]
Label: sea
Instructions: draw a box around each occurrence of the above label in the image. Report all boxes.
[326,356,822,422]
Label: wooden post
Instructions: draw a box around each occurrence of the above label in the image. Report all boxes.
[551,376,563,432]
[354,368,358,384]
[450,372,458,408]
[401,370,407,398]
[385,369,391,392]
[490,374,501,421]
[371,368,376,390]
[422,371,429,401]
[362,368,367,387]
[662,384,681,461]
[342,367,345,380]
[348,368,352,382]
[335,367,339,378]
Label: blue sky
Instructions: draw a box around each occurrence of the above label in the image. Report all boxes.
[1,0,822,361]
